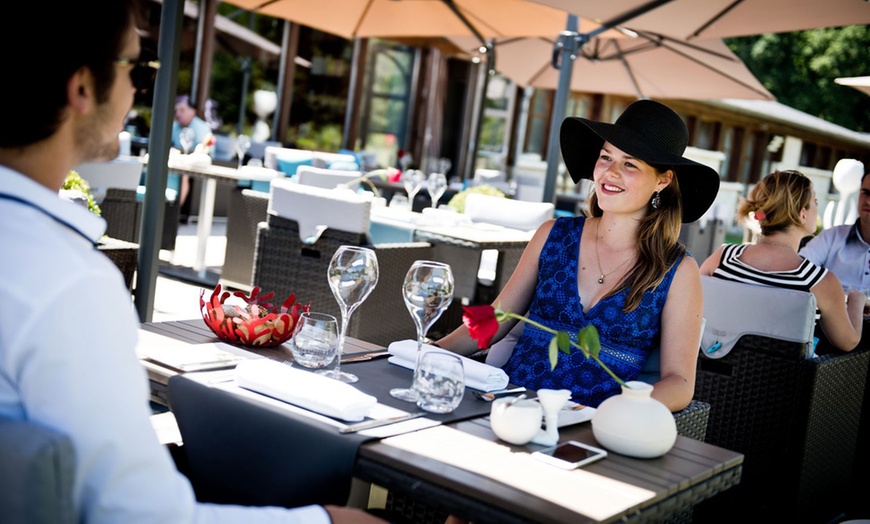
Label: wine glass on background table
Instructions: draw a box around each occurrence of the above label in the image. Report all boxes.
[401,169,425,211]
[323,246,379,383]
[178,127,196,155]
[390,260,454,402]
[234,134,251,169]
[427,172,447,209]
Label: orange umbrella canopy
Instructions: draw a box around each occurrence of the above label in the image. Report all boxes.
[451,32,774,101]
[223,0,605,41]
[525,0,870,40]
[835,76,870,97]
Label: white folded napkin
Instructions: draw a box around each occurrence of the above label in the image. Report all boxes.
[387,340,510,392]
[235,359,377,421]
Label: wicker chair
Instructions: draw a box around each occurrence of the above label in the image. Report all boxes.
[220,189,269,291]
[100,188,179,251]
[253,212,433,348]
[692,277,870,522]
[98,236,139,291]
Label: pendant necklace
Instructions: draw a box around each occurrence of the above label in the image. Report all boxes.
[594,220,634,285]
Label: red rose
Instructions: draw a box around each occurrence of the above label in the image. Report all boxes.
[462,305,499,349]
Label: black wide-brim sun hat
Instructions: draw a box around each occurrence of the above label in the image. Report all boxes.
[560,99,720,223]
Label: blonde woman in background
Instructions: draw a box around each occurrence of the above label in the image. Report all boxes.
[700,170,863,352]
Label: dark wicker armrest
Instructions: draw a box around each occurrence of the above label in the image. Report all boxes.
[673,399,710,441]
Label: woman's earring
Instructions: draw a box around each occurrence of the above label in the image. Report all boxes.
[651,191,661,210]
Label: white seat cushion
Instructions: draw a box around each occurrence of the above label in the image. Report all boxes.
[75,158,142,202]
[296,165,362,190]
[269,178,371,242]
[700,276,816,359]
[464,193,554,232]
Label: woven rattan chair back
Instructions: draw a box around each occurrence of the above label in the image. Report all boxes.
[253,214,432,347]
[693,276,870,521]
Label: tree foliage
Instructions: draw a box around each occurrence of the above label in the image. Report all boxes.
[726,25,870,132]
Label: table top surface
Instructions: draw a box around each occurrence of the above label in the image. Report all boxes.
[139,319,742,524]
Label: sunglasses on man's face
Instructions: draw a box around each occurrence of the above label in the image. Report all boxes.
[116,50,160,94]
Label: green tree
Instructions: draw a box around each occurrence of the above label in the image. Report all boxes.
[727,25,870,132]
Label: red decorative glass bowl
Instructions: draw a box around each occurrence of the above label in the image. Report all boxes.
[200,284,309,348]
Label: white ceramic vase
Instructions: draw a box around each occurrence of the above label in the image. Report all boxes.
[591,381,677,459]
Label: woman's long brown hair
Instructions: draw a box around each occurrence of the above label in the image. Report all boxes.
[585,167,686,312]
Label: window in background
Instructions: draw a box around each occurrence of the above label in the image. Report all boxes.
[360,40,416,168]
[476,74,516,170]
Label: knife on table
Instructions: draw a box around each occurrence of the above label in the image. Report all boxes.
[339,412,427,434]
[340,350,390,364]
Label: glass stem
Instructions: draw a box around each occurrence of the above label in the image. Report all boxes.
[413,334,424,383]
[335,310,350,376]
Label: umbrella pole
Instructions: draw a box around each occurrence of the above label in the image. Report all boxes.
[135,0,185,322]
[542,15,579,204]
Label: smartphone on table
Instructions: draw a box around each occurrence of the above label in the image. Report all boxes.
[531,440,608,469]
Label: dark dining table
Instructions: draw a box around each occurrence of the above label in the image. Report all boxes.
[139,319,743,523]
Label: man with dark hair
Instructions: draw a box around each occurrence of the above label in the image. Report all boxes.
[801,169,870,292]
[0,2,384,522]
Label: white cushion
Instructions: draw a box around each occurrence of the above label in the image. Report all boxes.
[74,158,142,202]
[269,178,371,242]
[296,165,362,190]
[464,193,554,232]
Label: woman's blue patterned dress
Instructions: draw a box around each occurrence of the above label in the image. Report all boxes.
[501,216,682,407]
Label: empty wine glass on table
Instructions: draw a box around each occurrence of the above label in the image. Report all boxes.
[427,172,447,209]
[234,134,251,169]
[289,312,339,369]
[178,127,196,155]
[323,246,379,383]
[390,260,455,402]
[401,169,426,211]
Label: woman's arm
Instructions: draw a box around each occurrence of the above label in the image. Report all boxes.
[654,256,704,411]
[814,272,862,351]
[436,220,555,356]
[698,245,725,277]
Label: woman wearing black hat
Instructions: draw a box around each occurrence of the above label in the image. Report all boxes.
[437,100,720,412]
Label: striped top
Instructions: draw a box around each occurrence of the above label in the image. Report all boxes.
[712,243,826,320]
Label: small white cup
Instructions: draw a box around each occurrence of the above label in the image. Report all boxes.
[490,397,543,445]
[415,352,465,414]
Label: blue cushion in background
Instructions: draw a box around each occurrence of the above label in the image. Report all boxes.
[327,161,360,171]
[276,157,313,176]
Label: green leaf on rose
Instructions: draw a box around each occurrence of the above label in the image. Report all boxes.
[578,325,601,359]
[548,336,559,371]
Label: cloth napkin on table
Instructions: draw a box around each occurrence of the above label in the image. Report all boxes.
[235,359,377,421]
[387,340,510,392]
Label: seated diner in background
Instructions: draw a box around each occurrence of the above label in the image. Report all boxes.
[700,170,863,352]
[800,169,870,297]
[435,100,721,412]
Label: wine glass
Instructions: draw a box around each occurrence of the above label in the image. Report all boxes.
[427,172,448,209]
[437,157,452,177]
[290,312,339,369]
[401,169,426,211]
[324,246,379,383]
[390,260,455,402]
[178,127,196,155]
[234,134,252,169]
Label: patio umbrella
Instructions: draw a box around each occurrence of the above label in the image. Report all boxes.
[524,0,870,41]
[835,76,870,97]
[450,32,774,101]
[222,0,604,42]
[521,0,870,202]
